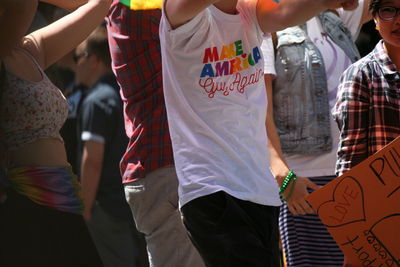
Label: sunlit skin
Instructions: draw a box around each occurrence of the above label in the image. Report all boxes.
[165,0,365,216]
[0,0,112,168]
[166,0,360,30]
[374,0,400,69]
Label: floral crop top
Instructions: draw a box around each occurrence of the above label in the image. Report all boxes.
[0,49,68,151]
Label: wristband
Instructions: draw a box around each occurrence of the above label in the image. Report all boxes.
[281,175,297,202]
[279,170,296,194]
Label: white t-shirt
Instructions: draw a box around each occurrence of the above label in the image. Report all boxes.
[284,3,364,177]
[160,0,281,207]
[261,34,276,75]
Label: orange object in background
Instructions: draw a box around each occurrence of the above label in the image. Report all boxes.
[307,136,400,267]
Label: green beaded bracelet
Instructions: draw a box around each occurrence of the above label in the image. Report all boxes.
[279,170,296,194]
[282,175,297,202]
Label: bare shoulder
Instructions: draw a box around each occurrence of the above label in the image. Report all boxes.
[21,35,44,68]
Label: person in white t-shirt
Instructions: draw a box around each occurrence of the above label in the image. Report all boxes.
[160,0,359,266]
[264,0,372,266]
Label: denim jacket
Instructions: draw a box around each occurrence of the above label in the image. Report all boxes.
[273,11,360,155]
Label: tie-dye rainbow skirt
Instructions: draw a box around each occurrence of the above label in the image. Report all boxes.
[1,166,83,214]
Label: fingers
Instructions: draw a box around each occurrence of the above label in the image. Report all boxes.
[287,202,298,215]
[284,177,317,215]
[304,178,321,191]
[287,198,315,215]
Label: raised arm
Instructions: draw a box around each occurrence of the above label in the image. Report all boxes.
[164,0,219,29]
[23,0,111,69]
[257,0,359,33]
[39,0,87,11]
[0,0,38,59]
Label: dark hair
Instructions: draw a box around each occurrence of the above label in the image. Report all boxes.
[84,25,111,67]
[369,0,381,16]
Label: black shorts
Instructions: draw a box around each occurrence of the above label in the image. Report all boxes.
[181,191,280,267]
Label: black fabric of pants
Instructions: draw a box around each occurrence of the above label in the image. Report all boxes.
[0,190,104,267]
[181,191,280,267]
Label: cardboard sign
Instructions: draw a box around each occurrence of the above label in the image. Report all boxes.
[307,136,400,267]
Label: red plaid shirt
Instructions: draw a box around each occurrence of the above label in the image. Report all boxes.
[106,1,173,183]
[333,40,400,177]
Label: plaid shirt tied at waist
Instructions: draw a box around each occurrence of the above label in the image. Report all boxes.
[106,1,173,183]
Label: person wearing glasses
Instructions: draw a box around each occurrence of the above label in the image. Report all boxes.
[72,25,149,267]
[334,3,399,264]
[333,10,400,267]
[334,0,400,178]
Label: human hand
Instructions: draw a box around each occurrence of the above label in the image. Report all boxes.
[284,176,320,215]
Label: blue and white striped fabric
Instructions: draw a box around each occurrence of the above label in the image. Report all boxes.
[279,176,344,267]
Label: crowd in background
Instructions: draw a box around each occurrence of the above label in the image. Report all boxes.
[1,0,398,267]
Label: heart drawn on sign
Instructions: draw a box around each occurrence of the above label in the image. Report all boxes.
[317,176,366,228]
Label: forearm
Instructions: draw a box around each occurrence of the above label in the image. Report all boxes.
[80,140,105,219]
[266,106,292,184]
[267,125,290,186]
[257,0,357,33]
[265,74,290,185]
[39,0,88,11]
[80,159,101,214]
[33,0,111,68]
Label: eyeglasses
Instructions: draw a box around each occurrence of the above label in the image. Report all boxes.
[378,6,400,21]
[73,51,89,63]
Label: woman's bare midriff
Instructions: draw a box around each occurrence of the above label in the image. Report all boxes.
[7,138,69,168]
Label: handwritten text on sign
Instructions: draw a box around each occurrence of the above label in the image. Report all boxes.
[307,136,400,267]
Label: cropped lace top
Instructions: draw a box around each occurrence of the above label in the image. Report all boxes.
[0,49,68,151]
